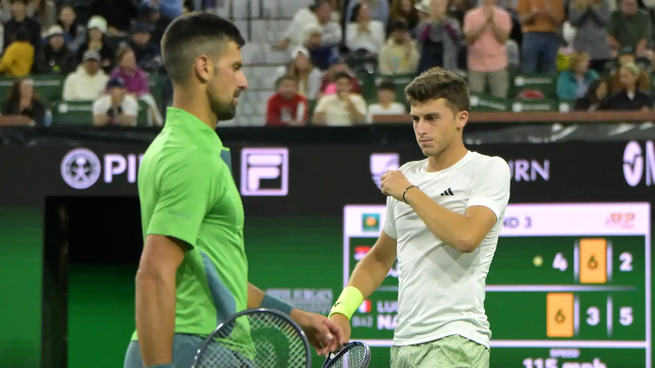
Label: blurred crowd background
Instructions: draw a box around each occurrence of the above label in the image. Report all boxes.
[0,0,653,127]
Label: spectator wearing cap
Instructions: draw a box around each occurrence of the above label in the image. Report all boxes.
[388,0,420,34]
[367,80,406,123]
[57,4,86,53]
[76,16,116,73]
[556,52,599,100]
[0,29,33,77]
[36,25,76,75]
[344,0,390,30]
[1,78,47,126]
[313,71,368,126]
[568,0,611,73]
[4,0,41,53]
[266,75,310,126]
[346,4,386,56]
[128,22,161,74]
[463,0,511,98]
[63,50,109,101]
[141,0,183,21]
[603,62,653,110]
[516,0,564,74]
[607,46,650,93]
[319,55,361,97]
[89,0,138,35]
[110,46,163,126]
[303,24,338,70]
[277,47,323,100]
[93,77,139,127]
[416,0,461,73]
[275,1,342,51]
[607,0,653,60]
[379,21,420,75]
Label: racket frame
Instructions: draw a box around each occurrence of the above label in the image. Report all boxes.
[321,341,371,368]
[191,308,312,368]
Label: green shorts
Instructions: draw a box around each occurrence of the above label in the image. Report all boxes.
[390,334,490,368]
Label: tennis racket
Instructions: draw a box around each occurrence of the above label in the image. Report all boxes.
[321,341,371,368]
[191,308,312,368]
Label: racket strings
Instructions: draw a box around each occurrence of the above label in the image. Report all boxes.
[195,312,309,368]
[325,346,369,368]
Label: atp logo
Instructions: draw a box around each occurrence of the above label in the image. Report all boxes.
[370,153,399,189]
[240,148,289,196]
[623,141,655,187]
[61,148,102,189]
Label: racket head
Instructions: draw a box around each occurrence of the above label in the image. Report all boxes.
[321,341,371,368]
[191,308,312,368]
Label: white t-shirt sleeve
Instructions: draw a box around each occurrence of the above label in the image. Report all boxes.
[92,96,108,115]
[466,157,511,220]
[122,96,139,117]
[383,196,398,239]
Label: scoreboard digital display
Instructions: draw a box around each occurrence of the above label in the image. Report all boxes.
[343,203,651,368]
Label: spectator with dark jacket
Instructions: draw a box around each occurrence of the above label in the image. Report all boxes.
[76,16,115,73]
[603,63,653,110]
[573,79,608,111]
[89,0,138,35]
[57,4,86,53]
[138,3,171,47]
[4,0,41,53]
[128,22,161,73]
[416,0,461,73]
[37,25,77,75]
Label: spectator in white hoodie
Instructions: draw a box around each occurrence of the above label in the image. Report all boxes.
[62,50,109,101]
[274,0,342,51]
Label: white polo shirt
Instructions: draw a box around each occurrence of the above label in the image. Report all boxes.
[383,151,511,348]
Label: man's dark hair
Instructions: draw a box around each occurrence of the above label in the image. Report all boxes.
[378,80,396,92]
[404,67,470,112]
[161,12,245,84]
[334,72,351,82]
[13,29,29,42]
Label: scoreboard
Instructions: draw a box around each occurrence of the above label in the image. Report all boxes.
[343,203,651,368]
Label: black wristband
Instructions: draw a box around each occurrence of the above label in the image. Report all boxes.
[403,185,418,203]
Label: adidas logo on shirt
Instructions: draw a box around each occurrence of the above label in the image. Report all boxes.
[440,188,454,196]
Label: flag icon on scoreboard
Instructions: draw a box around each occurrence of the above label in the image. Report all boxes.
[358,300,372,313]
[354,246,372,261]
[362,213,380,232]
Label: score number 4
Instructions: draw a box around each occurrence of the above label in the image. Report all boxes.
[586,306,634,326]
[551,252,633,272]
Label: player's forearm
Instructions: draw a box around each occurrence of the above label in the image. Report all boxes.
[135,271,177,366]
[347,251,394,299]
[404,188,478,252]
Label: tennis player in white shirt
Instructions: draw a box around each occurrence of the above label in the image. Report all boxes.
[329,67,511,368]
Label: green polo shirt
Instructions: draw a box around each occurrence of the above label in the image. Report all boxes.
[133,107,248,340]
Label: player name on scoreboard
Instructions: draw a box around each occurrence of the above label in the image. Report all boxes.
[342,203,652,368]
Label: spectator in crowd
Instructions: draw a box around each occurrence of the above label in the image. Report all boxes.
[568,0,611,73]
[367,80,406,122]
[2,78,47,126]
[448,0,476,27]
[275,0,342,51]
[110,46,163,126]
[556,52,599,100]
[303,24,338,70]
[57,4,86,53]
[607,46,650,93]
[319,55,361,97]
[278,47,323,100]
[137,3,170,47]
[573,79,608,111]
[90,0,138,35]
[141,0,183,20]
[63,50,109,101]
[379,21,420,75]
[346,4,386,56]
[31,0,57,31]
[345,0,390,28]
[388,0,420,33]
[607,0,653,59]
[313,71,367,126]
[0,29,33,77]
[603,62,653,110]
[416,0,461,74]
[77,16,115,73]
[266,75,310,126]
[36,25,76,75]
[4,0,41,53]
[128,22,161,74]
[517,0,564,73]
[463,0,511,98]
[93,77,138,126]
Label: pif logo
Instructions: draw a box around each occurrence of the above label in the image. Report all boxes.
[362,213,380,232]
[606,213,635,229]
[240,148,289,196]
[623,141,655,187]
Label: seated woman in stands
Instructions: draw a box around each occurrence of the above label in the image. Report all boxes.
[277,46,323,100]
[556,52,599,101]
[0,78,48,126]
[76,16,115,74]
[110,46,163,126]
[573,79,607,112]
[603,63,653,111]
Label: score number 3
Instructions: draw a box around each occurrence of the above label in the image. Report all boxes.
[586,306,633,326]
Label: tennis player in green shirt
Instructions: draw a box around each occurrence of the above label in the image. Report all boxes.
[123,13,344,368]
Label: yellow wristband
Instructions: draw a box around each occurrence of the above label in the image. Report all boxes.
[328,286,364,320]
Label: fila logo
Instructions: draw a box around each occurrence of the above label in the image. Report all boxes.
[440,188,454,196]
[240,148,289,196]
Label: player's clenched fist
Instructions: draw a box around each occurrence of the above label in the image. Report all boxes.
[380,170,413,201]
